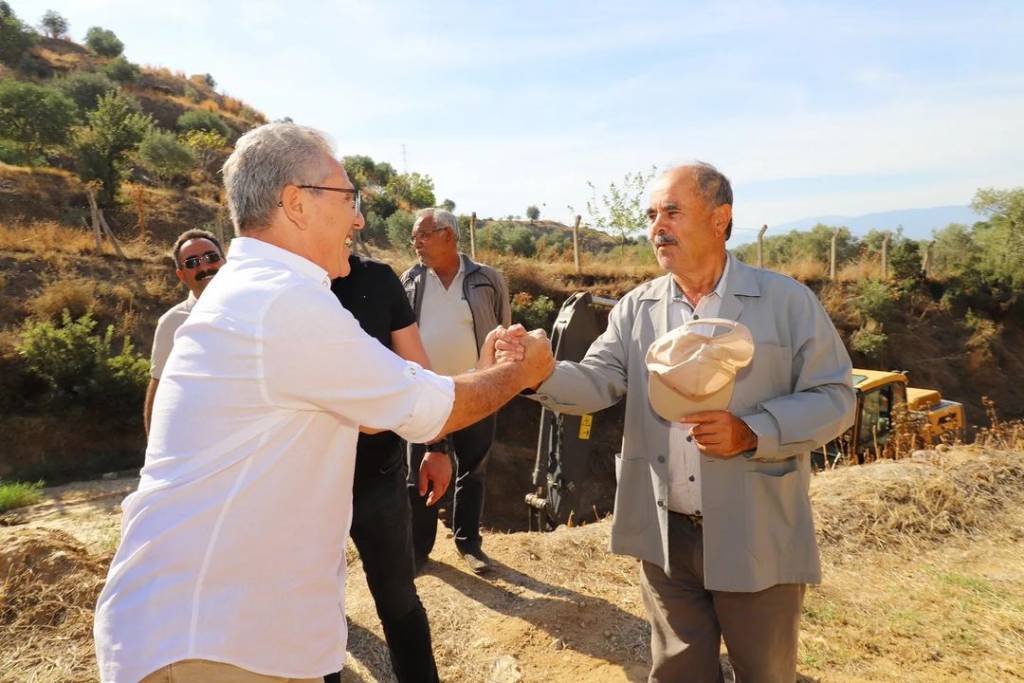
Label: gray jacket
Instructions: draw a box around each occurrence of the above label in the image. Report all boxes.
[401,254,512,354]
[530,256,855,592]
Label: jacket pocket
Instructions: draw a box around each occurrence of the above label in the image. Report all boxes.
[744,467,811,562]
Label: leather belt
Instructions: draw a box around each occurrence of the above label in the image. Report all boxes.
[670,510,703,527]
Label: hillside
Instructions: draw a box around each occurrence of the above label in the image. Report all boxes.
[2,446,1022,682]
[762,204,985,242]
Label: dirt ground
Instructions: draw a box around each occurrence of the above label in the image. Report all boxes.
[1,448,1022,683]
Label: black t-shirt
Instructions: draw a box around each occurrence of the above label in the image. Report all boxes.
[331,255,417,482]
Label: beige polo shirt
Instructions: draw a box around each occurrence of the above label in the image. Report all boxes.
[417,263,479,376]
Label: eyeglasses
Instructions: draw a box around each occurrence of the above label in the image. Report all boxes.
[297,185,361,214]
[181,251,222,270]
[409,228,449,245]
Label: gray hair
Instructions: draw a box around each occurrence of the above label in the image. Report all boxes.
[691,161,734,240]
[415,207,460,239]
[221,122,336,234]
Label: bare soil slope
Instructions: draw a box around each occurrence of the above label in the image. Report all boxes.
[1,448,1022,682]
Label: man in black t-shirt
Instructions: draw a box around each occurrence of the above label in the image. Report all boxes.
[324,254,451,683]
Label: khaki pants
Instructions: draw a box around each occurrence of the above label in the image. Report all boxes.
[639,513,805,683]
[140,659,321,683]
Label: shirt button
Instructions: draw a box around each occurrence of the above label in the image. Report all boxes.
[657,456,665,463]
[696,509,701,515]
[657,500,665,508]
[693,314,700,320]
[689,475,695,482]
[686,435,693,443]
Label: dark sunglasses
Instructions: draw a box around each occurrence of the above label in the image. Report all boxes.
[181,251,222,270]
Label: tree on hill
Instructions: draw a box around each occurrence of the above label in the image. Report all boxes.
[138,128,194,183]
[104,56,140,84]
[177,109,230,139]
[180,129,227,176]
[85,26,124,57]
[441,198,456,212]
[74,91,152,206]
[971,187,1024,289]
[385,171,436,210]
[385,210,415,252]
[39,9,68,38]
[585,166,658,253]
[0,2,37,67]
[0,80,76,160]
[55,71,117,118]
[526,205,540,222]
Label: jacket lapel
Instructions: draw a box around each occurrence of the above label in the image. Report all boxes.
[640,274,673,342]
[719,255,761,322]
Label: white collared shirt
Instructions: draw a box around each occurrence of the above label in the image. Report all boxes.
[149,293,197,379]
[666,255,731,515]
[94,237,454,683]
[417,261,479,376]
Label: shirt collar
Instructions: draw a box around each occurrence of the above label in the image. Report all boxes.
[428,255,464,281]
[671,252,732,303]
[228,236,331,288]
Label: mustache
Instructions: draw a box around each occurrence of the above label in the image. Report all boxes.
[653,234,678,247]
[195,269,219,281]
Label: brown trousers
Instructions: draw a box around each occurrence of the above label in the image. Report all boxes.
[140,659,321,683]
[639,513,805,683]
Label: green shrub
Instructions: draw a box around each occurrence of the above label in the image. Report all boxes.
[0,480,44,512]
[39,9,69,39]
[17,310,149,420]
[183,83,202,103]
[0,80,77,156]
[851,278,896,324]
[85,26,124,57]
[176,109,229,138]
[849,327,888,358]
[385,209,415,252]
[104,56,140,84]
[511,292,557,331]
[55,71,117,116]
[0,2,37,67]
[138,128,195,181]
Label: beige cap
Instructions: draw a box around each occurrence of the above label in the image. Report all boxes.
[645,318,754,422]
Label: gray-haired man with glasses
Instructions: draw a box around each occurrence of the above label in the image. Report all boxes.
[401,208,511,574]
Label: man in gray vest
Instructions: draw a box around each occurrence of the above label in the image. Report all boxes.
[401,208,511,574]
[144,228,224,435]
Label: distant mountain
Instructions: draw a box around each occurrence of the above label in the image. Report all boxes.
[760,205,985,241]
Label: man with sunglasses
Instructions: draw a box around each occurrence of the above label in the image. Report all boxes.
[144,228,225,435]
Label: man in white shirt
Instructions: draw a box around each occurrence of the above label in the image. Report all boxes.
[144,228,225,435]
[93,122,554,683]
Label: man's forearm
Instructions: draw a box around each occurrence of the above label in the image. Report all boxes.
[435,363,525,438]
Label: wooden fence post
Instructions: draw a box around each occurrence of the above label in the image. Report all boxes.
[757,224,768,268]
[881,232,891,279]
[830,227,840,280]
[572,215,582,274]
[921,240,933,277]
[469,212,476,259]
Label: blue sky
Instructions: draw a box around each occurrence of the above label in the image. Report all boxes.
[16,1,1024,240]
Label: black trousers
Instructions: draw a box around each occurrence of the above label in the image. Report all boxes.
[407,414,495,561]
[325,455,439,683]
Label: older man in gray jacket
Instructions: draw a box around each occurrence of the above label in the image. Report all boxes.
[519,163,855,682]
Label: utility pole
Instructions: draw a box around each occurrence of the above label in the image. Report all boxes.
[757,224,768,268]
[572,215,582,274]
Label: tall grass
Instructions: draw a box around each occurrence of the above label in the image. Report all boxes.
[0,480,44,512]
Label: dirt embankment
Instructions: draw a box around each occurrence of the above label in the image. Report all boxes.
[2,447,1022,682]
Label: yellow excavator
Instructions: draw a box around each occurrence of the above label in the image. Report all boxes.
[825,368,965,466]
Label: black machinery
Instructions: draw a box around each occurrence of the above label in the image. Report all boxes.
[526,292,624,531]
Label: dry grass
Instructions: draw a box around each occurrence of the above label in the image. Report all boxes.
[837,256,883,282]
[0,221,156,260]
[775,257,828,281]
[27,278,98,321]
[0,528,109,683]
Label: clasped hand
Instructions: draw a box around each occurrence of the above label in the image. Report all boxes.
[477,324,554,390]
